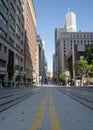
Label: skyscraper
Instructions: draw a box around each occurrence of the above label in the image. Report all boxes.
[54,10,93,83]
[36,35,47,84]
[24,0,37,84]
[0,0,25,82]
[65,11,77,32]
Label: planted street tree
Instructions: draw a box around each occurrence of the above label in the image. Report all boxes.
[86,64,93,84]
[74,60,88,86]
[58,72,71,85]
[85,46,93,64]
[58,73,66,85]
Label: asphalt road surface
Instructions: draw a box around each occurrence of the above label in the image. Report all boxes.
[0,86,93,130]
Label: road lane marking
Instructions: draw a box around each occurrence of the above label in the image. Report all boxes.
[50,89,61,130]
[30,92,48,130]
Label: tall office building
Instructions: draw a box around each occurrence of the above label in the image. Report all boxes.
[54,11,77,78]
[36,35,42,84]
[65,11,77,32]
[0,0,25,82]
[24,0,37,83]
[56,32,93,75]
[36,35,47,84]
[54,11,93,82]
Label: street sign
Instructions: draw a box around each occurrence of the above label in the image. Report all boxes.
[65,71,70,76]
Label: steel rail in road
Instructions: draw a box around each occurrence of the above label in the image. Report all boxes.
[57,87,93,110]
[0,87,42,113]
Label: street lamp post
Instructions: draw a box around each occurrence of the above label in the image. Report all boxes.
[72,43,75,85]
[39,76,42,87]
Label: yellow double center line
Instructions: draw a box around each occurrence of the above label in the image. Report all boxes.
[50,90,61,130]
[30,89,61,130]
[30,92,48,130]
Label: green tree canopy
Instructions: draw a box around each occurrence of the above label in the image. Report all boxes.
[87,64,93,74]
[84,46,93,64]
[58,73,66,82]
[74,60,88,78]
[74,60,89,86]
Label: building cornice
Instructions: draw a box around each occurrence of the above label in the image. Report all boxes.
[28,0,36,27]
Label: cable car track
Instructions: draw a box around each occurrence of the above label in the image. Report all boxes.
[0,87,42,113]
[57,87,93,110]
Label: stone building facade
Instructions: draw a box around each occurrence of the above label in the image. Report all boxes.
[0,0,25,82]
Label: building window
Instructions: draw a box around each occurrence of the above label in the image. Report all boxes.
[64,50,66,53]
[87,40,89,44]
[21,31,23,37]
[17,5,21,14]
[0,0,8,13]
[81,40,83,44]
[10,15,15,24]
[0,59,6,67]
[74,40,76,43]
[16,24,20,32]
[20,23,23,29]
[77,35,79,38]
[9,26,14,35]
[16,34,20,41]
[90,35,92,38]
[15,54,17,59]
[10,3,15,14]
[0,43,1,50]
[84,40,86,44]
[20,66,23,72]
[4,46,7,53]
[21,48,23,54]
[0,13,7,26]
[18,0,21,7]
[9,37,14,45]
[17,15,20,23]
[20,58,23,63]
[18,56,20,61]
[0,28,6,39]
[21,40,23,45]
[16,44,20,51]
[71,44,72,49]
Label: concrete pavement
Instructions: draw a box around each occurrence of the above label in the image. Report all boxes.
[0,87,93,130]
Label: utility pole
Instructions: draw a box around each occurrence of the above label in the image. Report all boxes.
[72,43,75,85]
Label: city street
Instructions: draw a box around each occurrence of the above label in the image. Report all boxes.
[0,86,93,130]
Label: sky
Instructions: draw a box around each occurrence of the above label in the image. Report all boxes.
[34,0,93,72]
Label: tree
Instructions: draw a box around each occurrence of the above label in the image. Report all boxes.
[86,64,93,84]
[74,60,88,86]
[58,73,66,82]
[58,72,71,85]
[85,46,93,64]
[58,73,66,84]
[87,64,93,74]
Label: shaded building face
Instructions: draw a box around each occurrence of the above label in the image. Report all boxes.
[0,0,25,81]
[24,0,36,83]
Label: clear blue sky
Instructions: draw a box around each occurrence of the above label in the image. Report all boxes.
[34,0,93,72]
